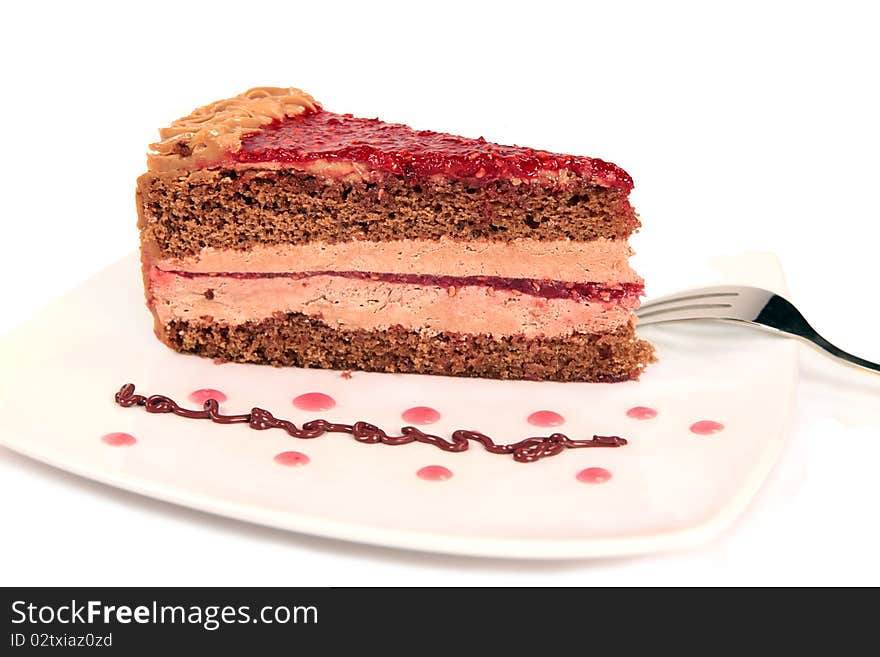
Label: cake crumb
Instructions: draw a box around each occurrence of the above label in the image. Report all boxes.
[340,370,353,379]
[204,288,215,300]
[448,286,457,297]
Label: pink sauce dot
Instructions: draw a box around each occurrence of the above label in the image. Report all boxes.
[576,467,612,484]
[690,420,725,435]
[188,388,227,405]
[101,432,137,447]
[626,406,658,420]
[402,406,442,425]
[417,465,453,481]
[274,451,311,466]
[527,410,565,427]
[293,392,336,412]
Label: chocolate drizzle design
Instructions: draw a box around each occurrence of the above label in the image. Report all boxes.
[114,384,627,463]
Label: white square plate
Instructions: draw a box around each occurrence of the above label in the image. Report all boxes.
[0,251,796,559]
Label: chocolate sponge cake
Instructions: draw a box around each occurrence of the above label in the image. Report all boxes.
[137,87,654,381]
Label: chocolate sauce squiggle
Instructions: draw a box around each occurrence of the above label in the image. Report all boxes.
[114,384,627,463]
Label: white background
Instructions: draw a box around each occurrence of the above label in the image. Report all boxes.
[1,0,878,585]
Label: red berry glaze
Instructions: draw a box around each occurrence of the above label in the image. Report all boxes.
[402,406,442,425]
[274,451,311,466]
[576,467,612,484]
[169,268,643,303]
[101,432,137,446]
[690,420,724,435]
[417,465,453,481]
[189,388,227,405]
[235,110,632,190]
[292,392,336,412]
[527,410,565,427]
[626,406,658,420]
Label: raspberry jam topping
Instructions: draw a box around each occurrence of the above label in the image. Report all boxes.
[234,110,632,189]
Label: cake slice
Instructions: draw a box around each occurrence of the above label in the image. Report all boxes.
[137,87,654,382]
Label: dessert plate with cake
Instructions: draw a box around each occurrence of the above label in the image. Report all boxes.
[0,88,798,558]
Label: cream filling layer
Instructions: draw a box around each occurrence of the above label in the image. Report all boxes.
[153,238,640,284]
[150,270,637,338]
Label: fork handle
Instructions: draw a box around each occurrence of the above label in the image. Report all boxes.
[805,333,880,374]
[755,295,880,374]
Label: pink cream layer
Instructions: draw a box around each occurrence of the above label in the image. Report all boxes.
[153,238,640,285]
[149,269,638,338]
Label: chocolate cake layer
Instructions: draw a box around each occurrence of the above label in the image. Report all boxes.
[163,313,655,383]
[137,168,638,258]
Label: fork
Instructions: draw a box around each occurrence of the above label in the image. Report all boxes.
[636,285,879,374]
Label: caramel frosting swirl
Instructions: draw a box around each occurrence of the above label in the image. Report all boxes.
[147,87,319,172]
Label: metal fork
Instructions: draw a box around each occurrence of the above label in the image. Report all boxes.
[636,285,879,374]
